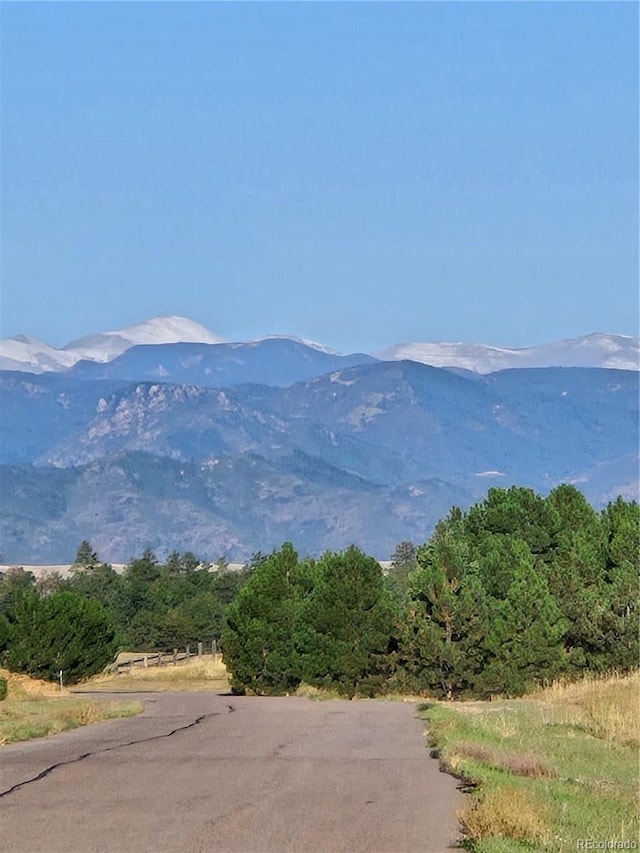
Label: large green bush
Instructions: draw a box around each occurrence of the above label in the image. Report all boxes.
[299,546,399,697]
[222,543,305,695]
[222,544,399,697]
[3,590,118,684]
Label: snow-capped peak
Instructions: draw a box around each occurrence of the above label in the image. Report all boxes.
[376,333,640,373]
[252,334,342,356]
[0,316,225,373]
[0,336,79,373]
[64,315,225,362]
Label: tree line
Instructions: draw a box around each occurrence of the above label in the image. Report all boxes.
[222,485,638,698]
[0,548,257,683]
[0,485,637,695]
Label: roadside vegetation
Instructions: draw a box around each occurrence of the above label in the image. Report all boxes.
[0,668,141,745]
[422,671,639,851]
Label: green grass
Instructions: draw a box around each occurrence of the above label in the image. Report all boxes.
[0,697,142,744]
[0,667,142,744]
[421,673,639,851]
[0,667,142,747]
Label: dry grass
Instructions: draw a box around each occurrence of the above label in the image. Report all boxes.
[1,667,66,699]
[533,670,640,748]
[0,668,141,745]
[294,682,344,700]
[456,742,556,778]
[460,786,551,844]
[87,654,231,692]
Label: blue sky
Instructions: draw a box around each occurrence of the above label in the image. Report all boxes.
[1,2,638,352]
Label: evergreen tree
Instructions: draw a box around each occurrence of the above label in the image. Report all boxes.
[116,549,162,627]
[300,546,398,697]
[480,557,567,696]
[468,486,561,563]
[71,540,99,571]
[403,545,491,699]
[545,487,607,671]
[66,562,123,616]
[222,543,305,695]
[0,566,36,614]
[599,498,640,670]
[387,541,419,598]
[4,590,118,683]
[476,535,534,600]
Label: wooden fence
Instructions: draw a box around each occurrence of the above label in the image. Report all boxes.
[115,641,220,674]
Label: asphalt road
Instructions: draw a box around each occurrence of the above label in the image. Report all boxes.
[0,693,464,853]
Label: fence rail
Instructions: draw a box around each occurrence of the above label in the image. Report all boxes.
[115,641,219,674]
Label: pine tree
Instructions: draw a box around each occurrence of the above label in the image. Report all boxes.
[480,557,566,696]
[71,540,99,571]
[387,541,419,597]
[4,591,117,683]
[300,546,398,697]
[599,498,640,670]
[403,554,492,699]
[221,543,305,695]
[468,486,561,563]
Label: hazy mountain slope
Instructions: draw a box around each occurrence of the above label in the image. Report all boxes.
[66,339,377,387]
[2,364,637,488]
[271,362,639,490]
[0,372,132,464]
[0,452,473,563]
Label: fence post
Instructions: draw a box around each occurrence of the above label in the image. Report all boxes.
[144,655,148,668]
[173,648,178,666]
[212,639,217,657]
[186,644,190,657]
[198,642,203,657]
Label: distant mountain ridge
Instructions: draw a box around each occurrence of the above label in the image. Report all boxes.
[376,332,639,373]
[1,362,637,563]
[65,339,376,387]
[1,315,637,374]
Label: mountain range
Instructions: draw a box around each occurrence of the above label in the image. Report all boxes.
[0,317,638,564]
[1,316,638,374]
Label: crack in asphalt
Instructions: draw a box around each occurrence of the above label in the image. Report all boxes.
[0,708,232,801]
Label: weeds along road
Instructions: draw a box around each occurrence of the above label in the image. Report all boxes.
[0,692,464,853]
